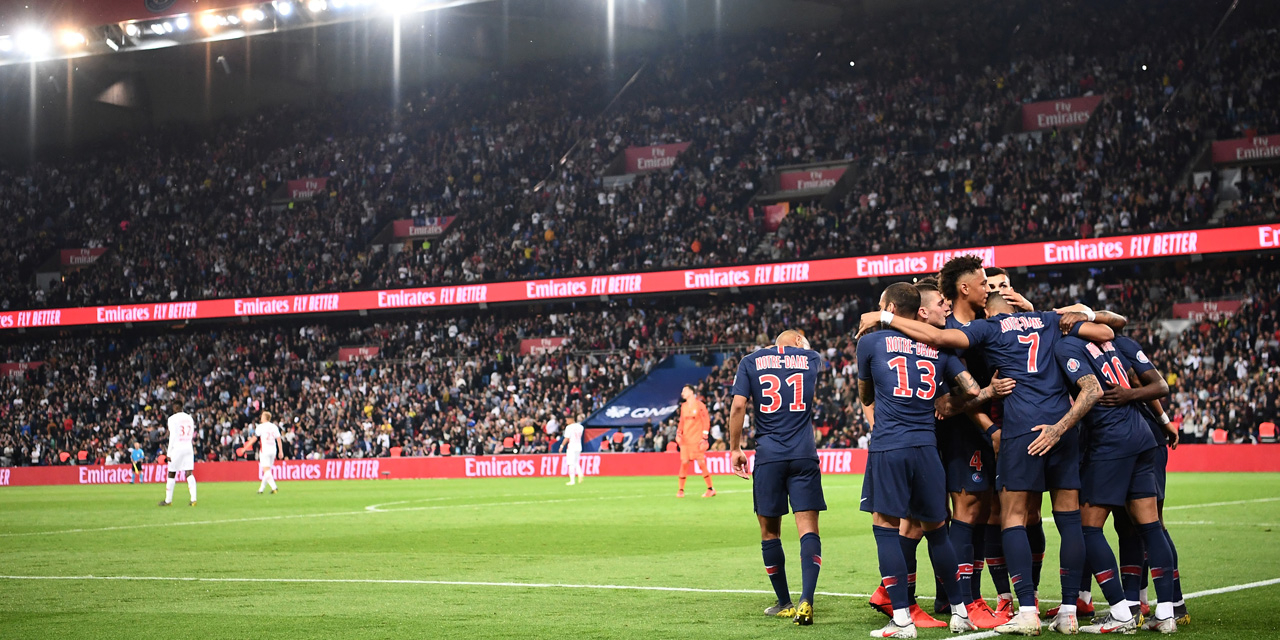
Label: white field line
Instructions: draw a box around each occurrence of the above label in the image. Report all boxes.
[0,490,749,538]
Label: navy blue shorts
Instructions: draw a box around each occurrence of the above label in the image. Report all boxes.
[996,430,1081,493]
[941,429,995,494]
[753,458,826,518]
[860,446,948,523]
[1081,447,1159,508]
[1152,445,1168,501]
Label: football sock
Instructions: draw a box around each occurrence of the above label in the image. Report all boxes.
[164,477,175,503]
[1053,510,1085,606]
[1137,521,1175,608]
[949,520,975,605]
[761,538,791,606]
[925,526,967,613]
[1001,526,1036,609]
[186,475,197,501]
[265,468,277,491]
[900,534,921,605]
[1083,525,1130,620]
[799,532,821,604]
[1163,527,1183,602]
[678,475,687,492]
[970,523,986,601]
[1117,523,1145,603]
[985,524,1012,599]
[1028,520,1046,590]
[703,474,713,489]
[875,526,910,615]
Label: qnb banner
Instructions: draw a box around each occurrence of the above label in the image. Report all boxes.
[1022,95,1105,132]
[286,178,329,201]
[1173,299,1243,321]
[392,217,457,238]
[60,248,107,268]
[519,337,568,355]
[336,346,380,362]
[1211,135,1280,164]
[778,167,847,192]
[0,224,1274,331]
[624,142,691,173]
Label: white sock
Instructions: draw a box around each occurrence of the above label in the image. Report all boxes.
[1059,604,1077,616]
[998,592,1012,602]
[892,607,911,626]
[1155,602,1173,620]
[1111,602,1134,622]
[954,603,969,618]
[165,478,175,502]
[266,470,277,491]
[1080,592,1093,605]
[259,476,268,492]
[1172,599,1184,607]
[1140,586,1151,606]
[187,475,197,501]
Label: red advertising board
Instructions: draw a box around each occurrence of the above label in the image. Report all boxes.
[519,337,568,355]
[0,445,1272,487]
[1211,135,1280,164]
[1021,95,1105,132]
[1172,299,1243,321]
[778,167,847,192]
[623,142,691,173]
[336,346,380,362]
[59,248,107,267]
[0,362,43,377]
[286,178,329,201]
[0,224,1274,332]
[392,217,457,238]
[762,203,790,231]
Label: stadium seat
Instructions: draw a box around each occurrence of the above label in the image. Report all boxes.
[439,443,450,456]
[1261,422,1277,443]
[76,450,88,461]
[666,441,678,452]
[157,455,167,465]
[390,446,402,457]
[58,451,70,462]
[1211,428,1229,444]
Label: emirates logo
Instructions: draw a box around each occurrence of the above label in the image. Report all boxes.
[145,0,179,13]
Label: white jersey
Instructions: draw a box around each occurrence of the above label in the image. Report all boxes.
[563,422,585,453]
[257,422,282,458]
[167,412,195,453]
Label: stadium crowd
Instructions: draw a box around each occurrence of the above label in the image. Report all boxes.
[1,256,1277,467]
[0,0,1276,312]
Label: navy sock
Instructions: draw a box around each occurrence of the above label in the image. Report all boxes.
[1080,556,1093,602]
[985,524,1012,596]
[1116,523,1145,603]
[925,526,966,608]
[1083,525,1126,606]
[1137,521,1175,606]
[761,538,791,606]
[950,520,976,605]
[875,526,910,611]
[970,523,986,601]
[799,532,821,605]
[1001,526,1036,607]
[1053,510,1085,605]
[900,534,921,605]
[1028,520,1046,591]
[1163,527,1183,602]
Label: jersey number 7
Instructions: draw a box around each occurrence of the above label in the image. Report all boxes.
[760,373,806,413]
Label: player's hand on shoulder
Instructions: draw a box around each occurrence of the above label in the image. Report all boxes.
[1002,290,1034,311]
[1027,424,1061,456]
[1058,311,1089,334]
[1097,385,1133,406]
[857,312,881,337]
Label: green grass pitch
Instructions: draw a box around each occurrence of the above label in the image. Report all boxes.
[2,473,1278,639]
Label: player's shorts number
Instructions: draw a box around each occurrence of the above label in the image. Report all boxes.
[969,450,983,472]
[759,373,806,413]
[887,356,937,400]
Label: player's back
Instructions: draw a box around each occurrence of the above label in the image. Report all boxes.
[259,422,281,449]
[732,345,820,464]
[1056,336,1158,460]
[857,328,960,451]
[564,422,584,451]
[1111,336,1167,445]
[957,311,1072,439]
[167,412,194,450]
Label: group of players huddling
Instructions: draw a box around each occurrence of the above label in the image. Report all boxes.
[729,255,1186,637]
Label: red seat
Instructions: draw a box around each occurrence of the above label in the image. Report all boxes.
[1260,422,1276,443]
[1211,428,1229,444]
[438,443,450,456]
[76,450,88,461]
[390,446,403,457]
[58,451,70,462]
[665,441,678,452]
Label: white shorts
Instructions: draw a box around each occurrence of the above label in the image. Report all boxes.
[167,448,195,472]
[260,449,277,469]
[566,450,582,469]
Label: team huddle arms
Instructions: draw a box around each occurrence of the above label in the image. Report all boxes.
[726,258,1186,637]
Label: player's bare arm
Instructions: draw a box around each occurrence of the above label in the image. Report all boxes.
[933,370,986,418]
[1028,374,1102,456]
[728,394,749,476]
[1059,311,1116,342]
[1100,367,1178,448]
[857,311,970,350]
[967,410,1000,455]
[858,378,876,407]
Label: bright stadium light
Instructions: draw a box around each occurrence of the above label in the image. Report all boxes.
[163,22,174,33]
[124,23,140,37]
[105,37,119,51]
[0,37,12,53]
[150,23,166,35]
[227,14,241,25]
[59,30,86,48]
[308,0,328,12]
[15,29,50,56]
[276,1,294,16]
[201,14,221,31]
[175,16,191,31]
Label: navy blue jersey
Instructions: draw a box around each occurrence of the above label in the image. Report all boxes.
[732,345,821,464]
[957,311,1073,439]
[1055,337,1158,460]
[1112,335,1167,446]
[937,315,993,445]
[857,329,966,452]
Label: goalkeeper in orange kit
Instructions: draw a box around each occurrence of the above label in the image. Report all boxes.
[676,385,716,498]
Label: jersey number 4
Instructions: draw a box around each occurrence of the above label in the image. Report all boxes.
[887,356,937,400]
[760,373,806,413]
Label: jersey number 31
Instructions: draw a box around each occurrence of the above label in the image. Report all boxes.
[759,373,806,413]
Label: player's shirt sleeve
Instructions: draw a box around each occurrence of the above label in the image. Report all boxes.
[856,335,875,382]
[1114,337,1156,376]
[939,351,966,395]
[957,318,994,348]
[1054,339,1094,386]
[731,356,752,397]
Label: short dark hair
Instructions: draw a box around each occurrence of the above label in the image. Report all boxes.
[883,282,921,317]
[938,255,985,302]
[986,267,1009,278]
[915,281,940,295]
[915,276,939,288]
